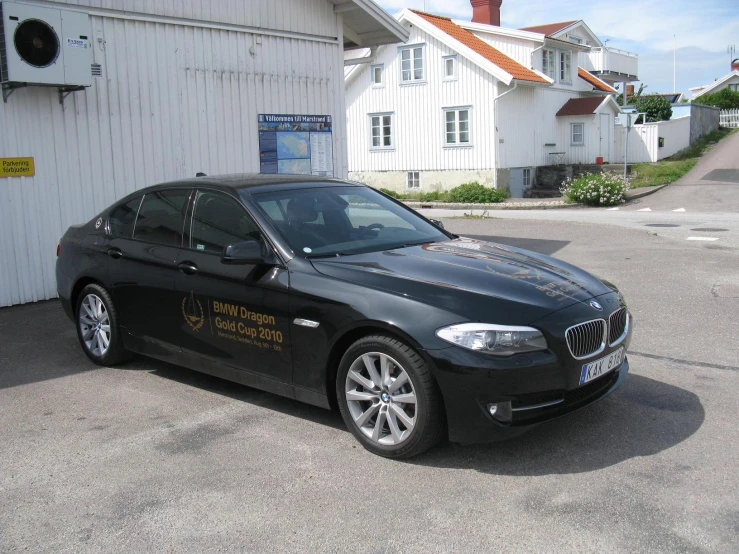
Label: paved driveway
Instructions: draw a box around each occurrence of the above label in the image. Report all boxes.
[1,217,737,553]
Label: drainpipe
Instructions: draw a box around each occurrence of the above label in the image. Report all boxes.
[493,80,518,190]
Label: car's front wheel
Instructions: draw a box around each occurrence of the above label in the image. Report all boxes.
[337,334,445,458]
[75,283,128,366]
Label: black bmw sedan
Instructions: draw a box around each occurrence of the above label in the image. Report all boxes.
[56,175,631,458]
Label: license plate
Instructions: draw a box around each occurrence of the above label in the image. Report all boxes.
[580,348,624,385]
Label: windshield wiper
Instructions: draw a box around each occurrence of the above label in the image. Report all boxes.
[306,252,352,259]
[387,240,436,251]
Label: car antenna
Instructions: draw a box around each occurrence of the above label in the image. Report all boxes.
[196,172,207,177]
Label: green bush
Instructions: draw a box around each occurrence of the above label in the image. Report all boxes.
[634,95,673,123]
[561,172,630,206]
[696,87,739,109]
[376,182,506,203]
[447,182,507,203]
[379,187,400,198]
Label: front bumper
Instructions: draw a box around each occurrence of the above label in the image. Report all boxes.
[426,297,632,444]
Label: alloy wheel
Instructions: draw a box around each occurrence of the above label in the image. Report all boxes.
[78,294,111,357]
[344,352,417,446]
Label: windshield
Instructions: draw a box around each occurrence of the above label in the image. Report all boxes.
[249,186,450,258]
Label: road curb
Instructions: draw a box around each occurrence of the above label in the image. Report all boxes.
[403,200,582,211]
[625,184,668,201]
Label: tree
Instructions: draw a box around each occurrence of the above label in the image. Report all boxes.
[634,95,673,123]
[616,83,647,106]
[696,87,739,109]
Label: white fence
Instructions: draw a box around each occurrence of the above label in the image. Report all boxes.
[720,109,739,128]
[614,116,691,164]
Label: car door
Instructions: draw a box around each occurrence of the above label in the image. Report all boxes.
[174,189,292,384]
[107,188,191,347]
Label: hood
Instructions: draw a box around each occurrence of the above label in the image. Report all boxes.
[311,237,612,325]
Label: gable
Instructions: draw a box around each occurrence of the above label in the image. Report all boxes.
[410,11,548,84]
[550,22,601,47]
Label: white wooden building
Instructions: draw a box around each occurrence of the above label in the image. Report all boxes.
[0,0,407,307]
[345,1,633,196]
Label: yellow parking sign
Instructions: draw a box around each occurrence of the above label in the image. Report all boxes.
[0,157,35,177]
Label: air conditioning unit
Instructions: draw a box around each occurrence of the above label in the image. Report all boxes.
[0,1,92,88]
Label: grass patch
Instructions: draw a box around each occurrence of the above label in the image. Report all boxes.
[630,127,737,188]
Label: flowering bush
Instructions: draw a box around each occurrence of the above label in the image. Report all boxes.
[560,172,630,206]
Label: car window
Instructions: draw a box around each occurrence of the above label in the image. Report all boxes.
[250,185,449,257]
[133,190,190,246]
[109,196,143,237]
[190,191,260,254]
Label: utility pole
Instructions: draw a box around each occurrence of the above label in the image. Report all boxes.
[673,35,676,93]
[729,45,737,66]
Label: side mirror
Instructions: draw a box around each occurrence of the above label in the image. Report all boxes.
[221,238,275,265]
[429,219,445,229]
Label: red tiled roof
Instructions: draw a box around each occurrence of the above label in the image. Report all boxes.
[578,68,616,93]
[556,96,607,116]
[412,11,548,84]
[519,21,578,36]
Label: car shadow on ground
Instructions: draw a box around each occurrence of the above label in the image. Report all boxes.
[463,234,570,256]
[146,356,704,475]
[405,373,705,475]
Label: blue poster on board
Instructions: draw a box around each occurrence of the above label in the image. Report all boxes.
[258,114,334,177]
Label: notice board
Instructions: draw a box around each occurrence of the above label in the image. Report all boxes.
[258,114,334,177]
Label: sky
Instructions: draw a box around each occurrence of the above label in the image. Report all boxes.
[375,0,739,96]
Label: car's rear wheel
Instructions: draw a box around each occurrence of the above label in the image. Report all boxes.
[76,284,128,366]
[337,334,445,458]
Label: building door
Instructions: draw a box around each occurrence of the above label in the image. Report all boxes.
[599,113,611,162]
[510,169,524,198]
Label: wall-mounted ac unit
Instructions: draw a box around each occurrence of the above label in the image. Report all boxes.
[0,1,92,88]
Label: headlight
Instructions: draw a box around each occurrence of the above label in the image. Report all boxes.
[436,323,548,356]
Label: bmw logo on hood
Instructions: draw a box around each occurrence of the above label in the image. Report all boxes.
[589,300,603,311]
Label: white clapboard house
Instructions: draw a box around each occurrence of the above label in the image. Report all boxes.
[345,1,638,196]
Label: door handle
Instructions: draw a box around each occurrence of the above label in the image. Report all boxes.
[107,248,123,259]
[177,261,198,275]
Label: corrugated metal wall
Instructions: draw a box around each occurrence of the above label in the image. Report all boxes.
[346,23,496,173]
[0,1,345,306]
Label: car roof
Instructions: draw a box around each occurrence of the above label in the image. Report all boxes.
[141,174,360,194]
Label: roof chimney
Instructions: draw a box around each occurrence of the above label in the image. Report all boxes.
[733,58,739,72]
[471,0,502,26]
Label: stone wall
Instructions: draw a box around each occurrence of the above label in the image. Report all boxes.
[689,104,720,144]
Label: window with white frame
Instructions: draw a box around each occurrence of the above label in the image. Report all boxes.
[407,171,420,189]
[571,123,585,146]
[444,108,471,146]
[729,84,739,92]
[443,56,456,80]
[542,49,556,79]
[371,64,384,87]
[560,51,572,83]
[400,45,425,83]
[568,35,583,44]
[523,168,532,187]
[370,113,394,149]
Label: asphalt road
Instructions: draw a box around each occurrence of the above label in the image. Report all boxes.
[422,130,739,250]
[2,214,738,552]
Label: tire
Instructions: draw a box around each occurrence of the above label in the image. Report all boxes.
[75,283,129,366]
[336,334,445,459]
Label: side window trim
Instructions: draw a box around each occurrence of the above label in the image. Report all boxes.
[131,195,144,239]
